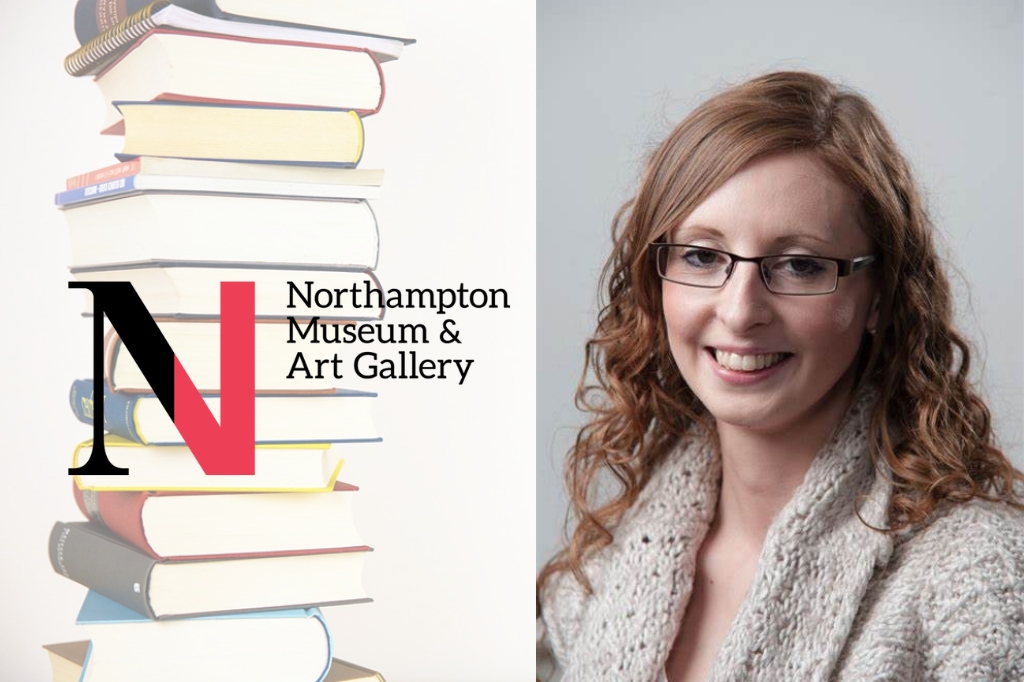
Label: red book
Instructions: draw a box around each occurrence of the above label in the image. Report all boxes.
[66,159,141,189]
[73,481,367,560]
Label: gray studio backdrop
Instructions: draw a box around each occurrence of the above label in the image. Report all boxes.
[537,0,1023,569]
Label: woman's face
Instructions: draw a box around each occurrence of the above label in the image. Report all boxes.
[661,150,878,438]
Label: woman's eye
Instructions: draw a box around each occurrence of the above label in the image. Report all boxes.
[681,248,723,268]
[777,256,826,278]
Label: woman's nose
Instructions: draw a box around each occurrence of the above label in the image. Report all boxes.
[716,261,774,331]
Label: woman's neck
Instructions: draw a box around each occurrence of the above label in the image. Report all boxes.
[712,381,857,548]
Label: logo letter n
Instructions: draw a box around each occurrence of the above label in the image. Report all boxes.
[69,281,256,476]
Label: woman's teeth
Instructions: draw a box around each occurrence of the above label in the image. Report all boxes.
[714,350,786,372]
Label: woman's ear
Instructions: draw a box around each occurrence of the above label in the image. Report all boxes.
[866,295,880,333]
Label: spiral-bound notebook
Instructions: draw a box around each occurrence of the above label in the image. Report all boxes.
[66,0,414,76]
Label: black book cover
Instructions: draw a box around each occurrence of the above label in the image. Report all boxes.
[48,521,157,619]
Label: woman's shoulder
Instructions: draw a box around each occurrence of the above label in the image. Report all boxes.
[897,497,1024,578]
[538,435,719,670]
[538,561,591,668]
[843,498,1024,680]
[883,498,1024,618]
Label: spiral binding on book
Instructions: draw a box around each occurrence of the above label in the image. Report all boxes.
[64,0,171,77]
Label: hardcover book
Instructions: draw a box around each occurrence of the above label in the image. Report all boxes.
[70,436,346,492]
[43,639,386,682]
[74,0,414,49]
[42,641,90,682]
[70,379,379,445]
[115,100,365,167]
[74,591,335,680]
[325,658,388,682]
[67,0,412,76]
[101,319,342,394]
[94,30,385,134]
[70,261,384,319]
[61,195,380,268]
[59,157,384,203]
[71,481,366,559]
[65,156,384,191]
[51,523,371,619]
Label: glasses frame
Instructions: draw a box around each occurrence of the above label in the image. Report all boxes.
[650,243,877,296]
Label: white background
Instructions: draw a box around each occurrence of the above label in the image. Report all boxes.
[0,1,537,680]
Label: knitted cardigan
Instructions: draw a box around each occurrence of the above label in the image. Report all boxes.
[540,395,1024,681]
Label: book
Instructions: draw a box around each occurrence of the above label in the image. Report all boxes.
[70,378,379,445]
[56,169,383,205]
[51,523,371,618]
[115,100,365,167]
[75,0,413,47]
[71,436,346,491]
[43,641,385,682]
[94,31,385,135]
[102,319,342,393]
[72,481,365,559]
[42,641,90,682]
[326,659,387,682]
[74,591,334,680]
[70,261,384,320]
[60,158,384,205]
[67,1,413,76]
[65,156,384,191]
[61,193,379,268]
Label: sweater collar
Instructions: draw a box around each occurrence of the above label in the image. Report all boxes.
[569,390,894,682]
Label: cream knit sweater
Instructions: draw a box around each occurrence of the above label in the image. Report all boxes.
[540,395,1024,681]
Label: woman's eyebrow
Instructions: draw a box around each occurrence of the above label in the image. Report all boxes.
[673,226,835,248]
[769,232,834,249]
[672,224,724,241]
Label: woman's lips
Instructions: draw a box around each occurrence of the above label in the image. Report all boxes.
[706,347,793,384]
[712,349,788,371]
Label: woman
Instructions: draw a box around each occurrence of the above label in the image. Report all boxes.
[537,71,1024,681]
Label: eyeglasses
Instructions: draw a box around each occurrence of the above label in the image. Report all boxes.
[651,243,876,296]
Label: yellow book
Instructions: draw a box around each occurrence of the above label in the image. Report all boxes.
[117,101,364,166]
[72,435,343,492]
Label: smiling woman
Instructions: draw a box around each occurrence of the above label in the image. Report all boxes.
[536,72,1024,682]
[660,151,878,444]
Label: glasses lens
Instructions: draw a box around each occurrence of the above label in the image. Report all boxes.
[761,256,839,294]
[659,245,731,287]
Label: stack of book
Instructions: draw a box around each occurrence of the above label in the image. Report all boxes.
[46,1,413,679]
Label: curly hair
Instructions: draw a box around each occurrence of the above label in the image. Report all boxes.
[538,71,1024,599]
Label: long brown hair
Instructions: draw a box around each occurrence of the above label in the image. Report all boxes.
[539,71,1023,599]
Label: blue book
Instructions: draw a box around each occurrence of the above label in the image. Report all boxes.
[54,160,384,207]
[76,591,333,681]
[69,378,380,445]
[54,174,139,206]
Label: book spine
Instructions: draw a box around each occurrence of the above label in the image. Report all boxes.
[48,521,157,619]
[73,480,100,522]
[313,609,334,682]
[73,485,160,559]
[69,378,146,443]
[74,0,151,44]
[56,175,138,207]
[368,48,386,115]
[66,159,141,190]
